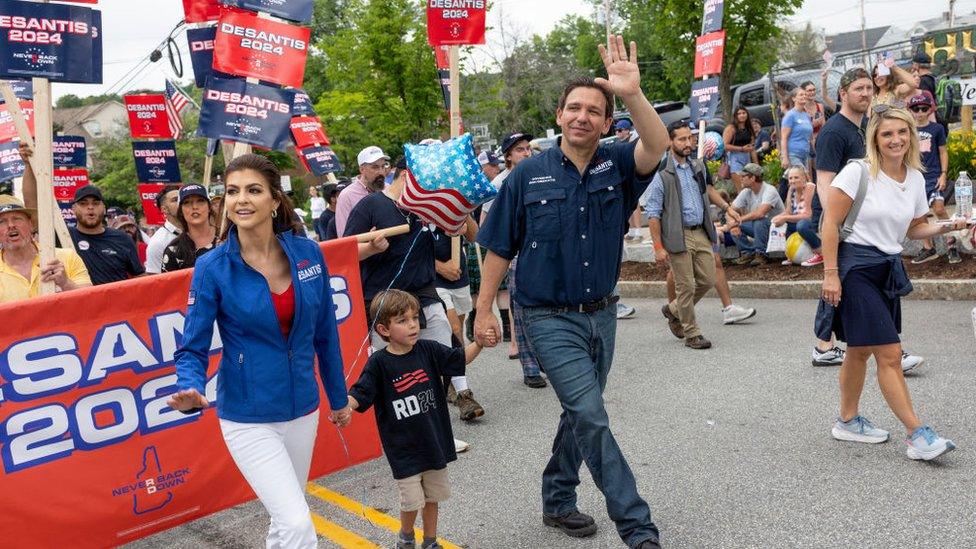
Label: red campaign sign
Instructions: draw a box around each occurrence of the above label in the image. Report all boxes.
[433,45,450,69]
[0,100,35,143]
[694,30,725,78]
[213,8,311,89]
[426,0,486,46]
[138,183,167,226]
[290,115,329,148]
[182,0,221,23]
[52,168,90,201]
[124,94,173,139]
[0,237,380,548]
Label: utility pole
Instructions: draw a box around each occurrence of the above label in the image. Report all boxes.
[950,0,957,27]
[861,0,870,69]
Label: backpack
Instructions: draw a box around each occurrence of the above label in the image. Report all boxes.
[936,76,962,123]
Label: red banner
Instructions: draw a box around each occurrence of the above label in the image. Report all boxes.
[213,8,310,89]
[0,100,35,143]
[182,0,220,23]
[290,115,329,148]
[52,168,90,201]
[694,30,725,78]
[433,45,450,69]
[0,237,380,548]
[426,1,486,46]
[124,94,173,139]
[138,183,167,226]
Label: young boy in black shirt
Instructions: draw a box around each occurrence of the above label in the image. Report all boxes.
[348,289,495,549]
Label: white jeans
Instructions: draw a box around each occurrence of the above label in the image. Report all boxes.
[371,302,469,391]
[219,410,320,549]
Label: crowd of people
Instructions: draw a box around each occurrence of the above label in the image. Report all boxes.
[0,34,971,549]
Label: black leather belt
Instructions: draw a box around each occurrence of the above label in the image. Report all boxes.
[554,295,620,314]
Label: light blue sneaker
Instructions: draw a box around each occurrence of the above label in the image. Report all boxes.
[831,415,890,444]
[906,425,956,461]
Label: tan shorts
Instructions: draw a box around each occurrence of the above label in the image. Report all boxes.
[395,468,451,512]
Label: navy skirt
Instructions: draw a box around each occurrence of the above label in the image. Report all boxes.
[832,261,902,347]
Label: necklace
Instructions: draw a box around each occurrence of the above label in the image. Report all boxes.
[383,190,412,223]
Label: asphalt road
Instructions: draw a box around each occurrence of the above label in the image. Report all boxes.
[130,298,976,549]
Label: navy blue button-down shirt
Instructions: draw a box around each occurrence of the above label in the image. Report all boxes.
[477,139,655,307]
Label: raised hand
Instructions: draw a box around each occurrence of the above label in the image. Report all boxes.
[596,35,641,98]
[166,389,209,412]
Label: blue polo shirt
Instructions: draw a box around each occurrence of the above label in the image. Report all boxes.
[477,139,655,307]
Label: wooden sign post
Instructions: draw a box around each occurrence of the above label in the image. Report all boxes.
[449,45,462,268]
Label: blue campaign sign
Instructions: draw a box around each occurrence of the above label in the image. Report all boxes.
[198,76,295,151]
[0,140,25,182]
[219,0,313,23]
[132,140,183,183]
[186,25,218,89]
[53,135,86,167]
[0,79,32,103]
[292,89,314,116]
[299,145,341,176]
[689,77,720,123]
[701,0,724,35]
[0,0,103,83]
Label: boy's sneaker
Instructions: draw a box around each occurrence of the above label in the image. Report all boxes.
[396,532,416,549]
[831,415,890,444]
[901,352,924,374]
[722,304,757,324]
[456,390,484,421]
[906,425,956,460]
[801,253,824,267]
[911,247,939,264]
[812,346,845,367]
[947,246,962,264]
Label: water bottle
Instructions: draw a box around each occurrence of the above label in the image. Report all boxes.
[956,171,973,220]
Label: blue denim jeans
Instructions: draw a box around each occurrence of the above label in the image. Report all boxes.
[521,305,658,547]
[794,219,822,250]
[731,218,772,256]
[508,258,541,377]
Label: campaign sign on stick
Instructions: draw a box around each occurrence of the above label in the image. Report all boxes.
[186,25,224,89]
[298,145,341,176]
[427,0,487,46]
[689,77,720,123]
[53,135,87,167]
[0,0,102,83]
[213,9,310,89]
[701,0,724,35]
[694,30,725,78]
[0,100,35,142]
[53,167,89,201]
[0,140,25,181]
[219,0,313,23]
[0,237,380,549]
[198,76,295,151]
[291,88,314,116]
[183,0,221,23]
[124,94,173,139]
[290,115,328,148]
[0,79,32,103]
[138,182,167,225]
[133,141,182,184]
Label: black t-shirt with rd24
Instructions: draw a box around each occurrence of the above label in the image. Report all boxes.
[68,226,145,285]
[348,339,464,479]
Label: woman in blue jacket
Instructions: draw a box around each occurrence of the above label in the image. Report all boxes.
[168,154,352,548]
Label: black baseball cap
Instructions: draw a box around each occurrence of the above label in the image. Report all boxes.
[912,51,932,66]
[179,184,209,204]
[501,132,534,155]
[73,185,103,204]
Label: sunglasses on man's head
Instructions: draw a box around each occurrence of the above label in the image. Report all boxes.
[909,105,931,113]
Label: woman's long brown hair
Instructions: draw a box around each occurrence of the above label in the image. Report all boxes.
[219,153,304,241]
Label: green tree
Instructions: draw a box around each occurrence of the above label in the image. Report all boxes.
[778,22,823,68]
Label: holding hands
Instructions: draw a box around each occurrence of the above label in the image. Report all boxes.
[330,405,353,428]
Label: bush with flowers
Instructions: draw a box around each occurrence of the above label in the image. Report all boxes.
[946,130,976,181]
[761,148,784,183]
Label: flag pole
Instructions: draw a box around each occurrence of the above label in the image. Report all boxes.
[449,45,462,269]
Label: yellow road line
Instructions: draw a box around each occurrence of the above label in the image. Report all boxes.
[307,483,463,549]
[310,511,382,549]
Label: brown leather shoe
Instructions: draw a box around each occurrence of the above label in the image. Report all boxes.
[661,304,684,339]
[685,335,712,349]
[456,390,484,421]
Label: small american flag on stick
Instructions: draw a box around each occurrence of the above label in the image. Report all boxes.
[400,133,497,233]
[165,80,191,139]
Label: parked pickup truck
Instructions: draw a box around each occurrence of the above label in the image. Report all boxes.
[706,68,844,131]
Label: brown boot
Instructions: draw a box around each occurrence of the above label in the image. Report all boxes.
[456,390,484,421]
[685,335,712,349]
[661,304,684,339]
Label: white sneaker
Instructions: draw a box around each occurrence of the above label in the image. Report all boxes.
[616,303,636,319]
[722,304,756,324]
[906,425,956,460]
[812,346,845,367]
[454,438,470,453]
[901,352,924,375]
[831,415,889,444]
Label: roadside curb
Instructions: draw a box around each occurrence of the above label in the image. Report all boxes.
[618,279,976,301]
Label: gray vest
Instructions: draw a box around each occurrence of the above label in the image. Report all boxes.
[658,154,716,254]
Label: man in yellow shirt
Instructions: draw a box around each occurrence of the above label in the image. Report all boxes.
[0,195,91,303]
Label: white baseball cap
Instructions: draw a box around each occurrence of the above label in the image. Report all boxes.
[357,146,390,166]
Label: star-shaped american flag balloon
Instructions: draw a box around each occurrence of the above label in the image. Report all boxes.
[401,133,498,233]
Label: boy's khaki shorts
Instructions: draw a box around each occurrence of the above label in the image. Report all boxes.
[395,468,450,512]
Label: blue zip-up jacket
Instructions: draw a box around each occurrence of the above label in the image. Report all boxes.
[174,228,349,423]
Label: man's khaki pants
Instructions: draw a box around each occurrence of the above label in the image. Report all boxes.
[667,228,716,339]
